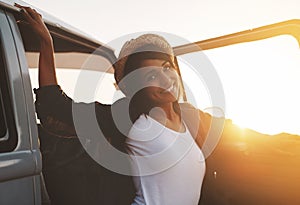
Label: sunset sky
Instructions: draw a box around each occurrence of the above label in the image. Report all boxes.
[24,0,300,135]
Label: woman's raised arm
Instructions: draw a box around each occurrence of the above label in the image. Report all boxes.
[16,3,57,87]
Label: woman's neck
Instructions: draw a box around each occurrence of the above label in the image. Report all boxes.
[149,102,185,133]
[149,102,177,120]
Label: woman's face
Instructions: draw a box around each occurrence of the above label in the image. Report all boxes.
[135,59,180,105]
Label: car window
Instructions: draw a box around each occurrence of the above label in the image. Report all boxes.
[29,67,124,104]
[0,39,18,152]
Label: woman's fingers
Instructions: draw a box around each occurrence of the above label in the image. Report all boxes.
[15,3,42,22]
[14,3,23,8]
[19,7,36,25]
[15,3,51,41]
[25,7,42,21]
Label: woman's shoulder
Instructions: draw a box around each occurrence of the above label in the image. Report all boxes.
[179,102,196,109]
[179,102,200,114]
[126,114,165,146]
[127,115,151,138]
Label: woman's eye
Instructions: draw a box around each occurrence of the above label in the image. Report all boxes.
[163,66,173,72]
[147,74,156,81]
[163,66,170,72]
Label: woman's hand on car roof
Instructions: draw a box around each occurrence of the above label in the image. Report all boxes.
[14,3,52,43]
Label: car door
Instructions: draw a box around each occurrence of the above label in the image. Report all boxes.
[0,9,42,205]
[173,20,300,205]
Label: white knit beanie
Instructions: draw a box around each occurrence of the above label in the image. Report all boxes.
[114,34,174,85]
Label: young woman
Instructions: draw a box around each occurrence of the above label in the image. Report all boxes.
[114,35,206,205]
[17,4,210,205]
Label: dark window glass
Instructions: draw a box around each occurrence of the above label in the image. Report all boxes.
[0,39,18,152]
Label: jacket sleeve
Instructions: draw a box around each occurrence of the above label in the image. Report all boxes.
[34,85,112,139]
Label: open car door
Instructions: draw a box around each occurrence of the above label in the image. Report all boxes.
[173,20,300,205]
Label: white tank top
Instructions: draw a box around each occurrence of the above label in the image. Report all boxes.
[126,115,206,205]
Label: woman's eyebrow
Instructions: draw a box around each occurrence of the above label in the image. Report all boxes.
[161,61,169,66]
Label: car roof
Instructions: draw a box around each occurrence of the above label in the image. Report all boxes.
[0,0,116,62]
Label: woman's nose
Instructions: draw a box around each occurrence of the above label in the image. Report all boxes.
[159,71,172,88]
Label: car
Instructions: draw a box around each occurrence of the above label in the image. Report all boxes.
[0,0,299,204]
